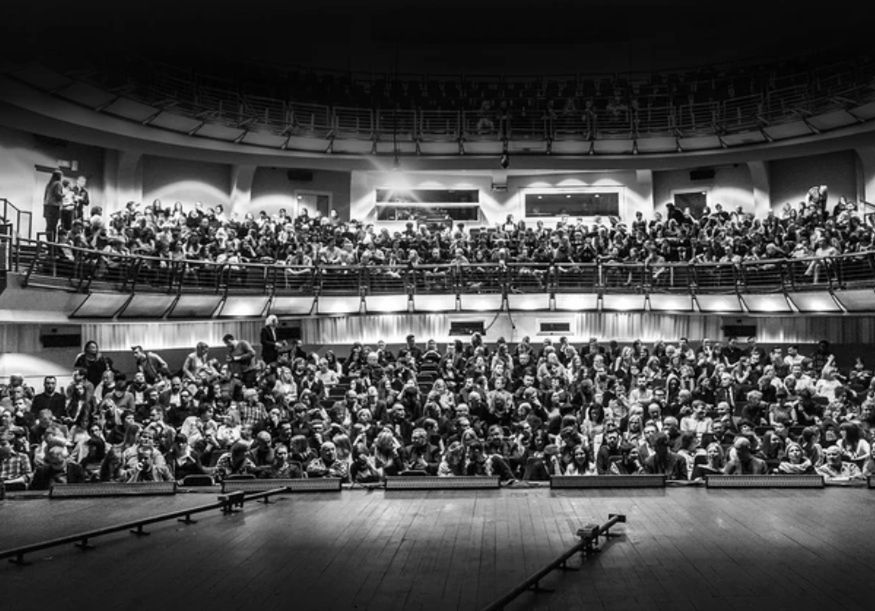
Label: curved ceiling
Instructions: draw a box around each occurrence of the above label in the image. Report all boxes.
[6,0,870,76]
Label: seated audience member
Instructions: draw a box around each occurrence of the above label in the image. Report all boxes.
[402,427,441,474]
[465,440,516,482]
[816,445,865,482]
[437,441,466,477]
[776,441,815,475]
[861,444,875,477]
[692,442,725,479]
[350,442,382,483]
[131,345,171,386]
[643,432,687,480]
[306,441,349,480]
[0,432,32,488]
[266,444,303,479]
[166,434,210,481]
[125,445,174,483]
[610,443,644,475]
[838,421,870,466]
[214,442,258,481]
[31,376,67,421]
[723,437,768,475]
[73,340,115,388]
[30,446,86,489]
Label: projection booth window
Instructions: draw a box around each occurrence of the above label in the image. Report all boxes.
[375,188,481,222]
[524,192,620,217]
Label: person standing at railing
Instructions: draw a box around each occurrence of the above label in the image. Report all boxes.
[42,169,64,242]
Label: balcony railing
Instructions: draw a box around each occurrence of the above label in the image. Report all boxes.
[5,236,874,300]
[7,54,875,153]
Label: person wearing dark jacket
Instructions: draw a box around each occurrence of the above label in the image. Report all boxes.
[43,169,65,242]
[401,427,441,474]
[643,432,688,480]
[30,376,67,421]
[30,445,86,490]
[260,315,282,365]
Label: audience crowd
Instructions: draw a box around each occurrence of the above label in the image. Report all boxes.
[43,176,873,292]
[10,177,874,491]
[2,327,874,490]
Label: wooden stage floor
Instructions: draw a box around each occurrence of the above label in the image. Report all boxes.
[3,487,874,611]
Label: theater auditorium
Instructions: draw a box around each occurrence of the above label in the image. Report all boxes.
[2,2,875,610]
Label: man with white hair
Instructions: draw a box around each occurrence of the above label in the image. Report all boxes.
[306,441,349,480]
[816,445,864,482]
[260,314,282,365]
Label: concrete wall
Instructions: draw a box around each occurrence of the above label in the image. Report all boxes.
[652,163,755,216]
[350,169,654,229]
[248,167,351,219]
[769,150,858,211]
[141,155,231,209]
[0,124,104,236]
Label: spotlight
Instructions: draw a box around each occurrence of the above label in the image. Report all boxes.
[499,152,510,169]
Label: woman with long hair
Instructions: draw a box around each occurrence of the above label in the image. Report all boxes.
[373,429,404,478]
[563,444,595,475]
[839,421,870,466]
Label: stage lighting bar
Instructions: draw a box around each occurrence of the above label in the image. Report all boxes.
[647,294,694,312]
[506,293,551,311]
[384,476,500,490]
[412,294,458,312]
[270,296,315,316]
[316,296,363,315]
[70,293,131,318]
[705,475,824,488]
[601,294,647,312]
[694,294,742,313]
[118,294,176,319]
[554,293,598,311]
[786,291,841,312]
[219,296,270,318]
[740,294,792,313]
[832,289,875,312]
[50,482,178,498]
[550,475,666,488]
[364,295,410,313]
[458,294,504,312]
[220,479,342,493]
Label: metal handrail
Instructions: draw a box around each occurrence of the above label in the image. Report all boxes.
[0,198,33,240]
[5,235,870,297]
[13,55,875,146]
[0,486,291,567]
[481,513,627,611]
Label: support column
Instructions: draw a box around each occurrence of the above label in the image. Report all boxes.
[635,169,653,218]
[855,146,875,203]
[747,161,771,216]
[229,164,256,216]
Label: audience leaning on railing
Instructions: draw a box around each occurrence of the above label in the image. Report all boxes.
[2,330,874,490]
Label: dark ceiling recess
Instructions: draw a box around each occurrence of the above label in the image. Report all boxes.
[6,0,870,75]
[689,168,716,181]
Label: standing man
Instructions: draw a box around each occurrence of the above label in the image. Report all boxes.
[43,169,65,242]
[223,333,257,388]
[31,376,67,422]
[260,315,281,365]
[131,346,171,386]
[72,175,90,222]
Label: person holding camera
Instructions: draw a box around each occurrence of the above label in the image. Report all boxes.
[125,445,173,483]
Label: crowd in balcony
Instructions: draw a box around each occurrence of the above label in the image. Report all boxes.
[2,326,874,490]
[40,171,874,291]
[113,53,873,138]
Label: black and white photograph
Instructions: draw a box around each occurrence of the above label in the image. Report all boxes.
[1,1,875,609]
